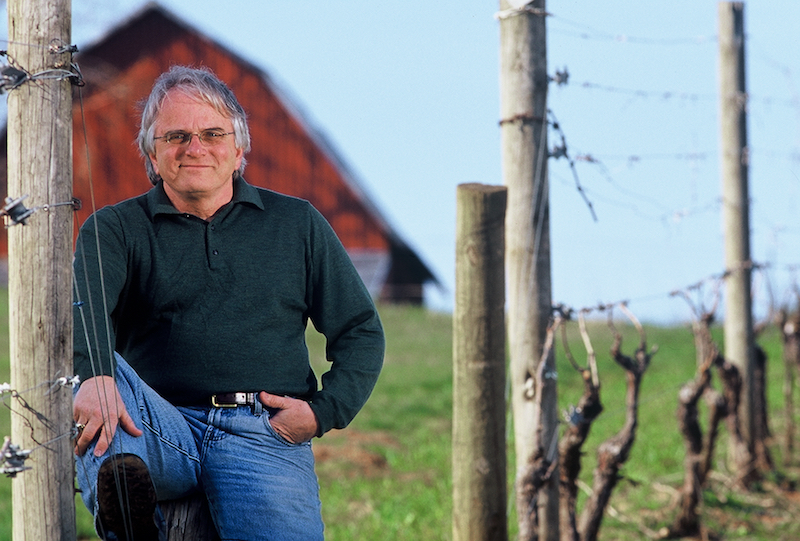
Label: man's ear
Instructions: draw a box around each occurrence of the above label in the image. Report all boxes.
[148,153,160,177]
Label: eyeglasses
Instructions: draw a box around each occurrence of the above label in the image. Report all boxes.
[153,130,235,146]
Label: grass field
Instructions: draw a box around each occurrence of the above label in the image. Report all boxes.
[0,293,798,539]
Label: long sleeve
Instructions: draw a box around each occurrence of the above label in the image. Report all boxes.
[304,207,385,434]
[72,208,129,381]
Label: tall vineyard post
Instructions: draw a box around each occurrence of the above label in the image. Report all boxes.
[7,0,76,539]
[498,1,559,539]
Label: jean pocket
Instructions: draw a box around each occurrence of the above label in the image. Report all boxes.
[261,412,308,447]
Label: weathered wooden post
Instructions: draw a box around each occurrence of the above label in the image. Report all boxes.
[718,1,756,478]
[453,183,508,541]
[163,495,220,541]
[6,0,76,539]
[498,0,558,539]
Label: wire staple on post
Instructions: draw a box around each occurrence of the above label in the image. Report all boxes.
[0,437,32,477]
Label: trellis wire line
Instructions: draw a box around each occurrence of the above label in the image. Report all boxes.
[549,14,717,47]
[73,74,140,535]
[73,90,133,500]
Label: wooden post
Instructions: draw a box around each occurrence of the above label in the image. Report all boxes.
[718,2,755,460]
[453,183,508,541]
[498,1,558,539]
[6,0,76,539]
[162,495,220,541]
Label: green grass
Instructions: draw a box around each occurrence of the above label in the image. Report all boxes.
[309,305,454,540]
[0,296,798,539]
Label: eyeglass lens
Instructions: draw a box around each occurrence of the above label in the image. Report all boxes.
[158,130,232,145]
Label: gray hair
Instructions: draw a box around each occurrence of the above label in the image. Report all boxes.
[137,65,251,185]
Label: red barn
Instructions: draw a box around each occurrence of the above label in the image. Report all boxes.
[0,3,437,303]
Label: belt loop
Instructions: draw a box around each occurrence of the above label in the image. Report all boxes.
[253,394,263,415]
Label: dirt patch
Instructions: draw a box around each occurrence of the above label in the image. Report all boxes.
[314,429,399,478]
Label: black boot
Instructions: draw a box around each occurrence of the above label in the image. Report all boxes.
[96,453,161,541]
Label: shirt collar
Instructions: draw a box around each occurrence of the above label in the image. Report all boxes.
[147,175,264,218]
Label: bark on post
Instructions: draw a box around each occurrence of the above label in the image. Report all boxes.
[6,0,76,539]
[498,1,558,538]
[453,183,508,541]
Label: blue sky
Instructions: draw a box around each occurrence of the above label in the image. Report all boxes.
[8,1,800,324]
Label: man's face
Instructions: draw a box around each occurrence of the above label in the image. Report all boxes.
[149,89,244,207]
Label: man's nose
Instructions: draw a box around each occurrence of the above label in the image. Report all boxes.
[183,134,207,154]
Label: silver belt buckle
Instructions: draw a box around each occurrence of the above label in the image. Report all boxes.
[211,393,239,407]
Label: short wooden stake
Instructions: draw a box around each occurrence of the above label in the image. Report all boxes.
[452,183,508,541]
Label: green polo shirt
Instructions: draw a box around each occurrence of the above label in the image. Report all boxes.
[73,176,384,435]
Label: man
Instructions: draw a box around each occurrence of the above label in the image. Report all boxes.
[72,65,385,541]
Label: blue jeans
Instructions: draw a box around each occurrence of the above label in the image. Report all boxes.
[76,354,324,541]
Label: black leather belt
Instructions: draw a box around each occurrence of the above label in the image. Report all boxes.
[211,392,257,407]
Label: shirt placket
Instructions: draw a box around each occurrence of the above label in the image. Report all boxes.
[206,220,222,269]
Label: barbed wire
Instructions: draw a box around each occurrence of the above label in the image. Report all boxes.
[0,374,82,477]
[553,73,800,111]
[0,50,83,94]
[547,109,598,221]
[549,15,717,47]
[556,261,771,321]
[545,102,800,232]
[544,106,722,225]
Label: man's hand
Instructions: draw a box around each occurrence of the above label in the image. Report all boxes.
[73,375,143,457]
[258,392,319,444]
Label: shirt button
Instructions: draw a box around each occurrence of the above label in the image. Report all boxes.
[212,249,219,255]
